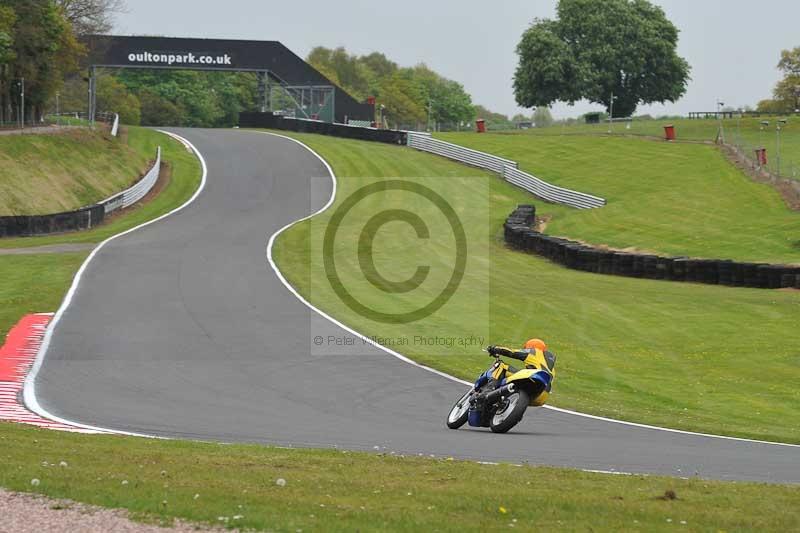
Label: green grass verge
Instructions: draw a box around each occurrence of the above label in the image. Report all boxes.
[0,128,147,215]
[271,132,800,443]
[436,131,800,264]
[1,422,798,532]
[0,253,88,340]
[0,127,201,249]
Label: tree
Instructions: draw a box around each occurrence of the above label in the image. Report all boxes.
[377,71,425,127]
[0,0,83,123]
[306,46,372,99]
[115,69,258,127]
[96,72,139,124]
[771,46,800,112]
[138,89,185,126]
[756,98,787,114]
[411,64,474,126]
[513,0,690,117]
[533,106,553,127]
[306,46,476,128]
[55,0,125,36]
[0,6,15,66]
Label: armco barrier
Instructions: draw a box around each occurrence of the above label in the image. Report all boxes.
[101,146,162,211]
[406,132,606,209]
[503,205,800,290]
[503,165,606,209]
[239,112,406,144]
[0,147,161,238]
[406,132,516,174]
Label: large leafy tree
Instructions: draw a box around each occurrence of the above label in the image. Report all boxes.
[411,64,474,126]
[377,70,426,127]
[0,0,83,123]
[513,0,690,117]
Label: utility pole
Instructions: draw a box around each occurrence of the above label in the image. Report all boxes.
[608,92,617,134]
[776,119,787,177]
[427,100,433,132]
[18,77,24,130]
[715,100,725,144]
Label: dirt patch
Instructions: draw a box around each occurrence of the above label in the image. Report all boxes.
[0,488,231,532]
[533,214,552,232]
[655,489,679,501]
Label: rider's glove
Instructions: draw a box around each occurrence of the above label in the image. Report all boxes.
[487,345,497,356]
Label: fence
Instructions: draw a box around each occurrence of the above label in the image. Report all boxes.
[0,147,161,237]
[406,132,606,209]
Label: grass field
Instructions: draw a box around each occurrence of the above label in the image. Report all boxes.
[517,116,800,169]
[0,127,202,250]
[0,129,149,215]
[1,422,798,532]
[437,131,800,264]
[272,132,800,443]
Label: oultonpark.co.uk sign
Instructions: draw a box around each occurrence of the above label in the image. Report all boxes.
[126,51,233,67]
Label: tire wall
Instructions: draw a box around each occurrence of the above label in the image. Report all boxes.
[239,112,407,145]
[503,205,800,289]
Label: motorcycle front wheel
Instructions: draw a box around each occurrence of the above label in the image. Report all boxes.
[490,389,530,433]
[446,389,473,429]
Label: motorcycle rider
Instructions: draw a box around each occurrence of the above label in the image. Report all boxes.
[473,338,554,392]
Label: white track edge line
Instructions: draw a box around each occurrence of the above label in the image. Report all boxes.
[260,130,800,450]
[21,130,208,438]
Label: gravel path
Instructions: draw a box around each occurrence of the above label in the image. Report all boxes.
[0,489,232,533]
[0,243,95,255]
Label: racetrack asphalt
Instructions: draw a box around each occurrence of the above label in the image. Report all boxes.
[32,128,800,483]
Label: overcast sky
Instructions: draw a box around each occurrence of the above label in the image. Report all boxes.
[116,0,798,119]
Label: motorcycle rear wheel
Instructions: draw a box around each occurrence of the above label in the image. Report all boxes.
[446,389,473,429]
[490,389,530,433]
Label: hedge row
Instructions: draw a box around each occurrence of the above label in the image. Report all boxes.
[504,205,800,289]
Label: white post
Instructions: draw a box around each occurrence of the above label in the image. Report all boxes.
[19,77,24,130]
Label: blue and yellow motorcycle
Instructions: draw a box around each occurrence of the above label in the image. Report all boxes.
[446,348,556,433]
